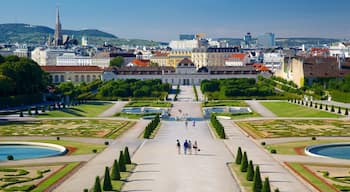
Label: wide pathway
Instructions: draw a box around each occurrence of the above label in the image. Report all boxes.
[54,119,149,192]
[122,121,239,192]
[245,100,277,117]
[221,120,312,192]
[98,101,127,117]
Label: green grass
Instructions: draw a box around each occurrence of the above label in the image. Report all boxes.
[287,163,337,192]
[261,102,341,117]
[237,119,350,138]
[229,163,252,191]
[125,101,171,108]
[114,112,160,119]
[32,140,107,155]
[32,162,81,192]
[213,112,260,120]
[0,119,132,138]
[202,100,247,107]
[36,102,113,118]
[265,140,350,155]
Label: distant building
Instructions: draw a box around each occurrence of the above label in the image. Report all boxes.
[103,58,264,85]
[179,34,195,40]
[56,52,110,68]
[13,48,30,58]
[275,56,350,87]
[329,42,350,58]
[168,50,192,67]
[263,52,283,71]
[257,33,275,48]
[31,47,74,66]
[82,36,88,46]
[41,66,103,83]
[127,59,150,67]
[225,53,250,66]
[109,52,136,65]
[150,52,169,66]
[169,39,200,50]
[241,32,255,48]
[192,47,240,67]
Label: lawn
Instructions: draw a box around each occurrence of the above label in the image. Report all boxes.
[125,101,171,108]
[265,140,350,155]
[286,163,337,192]
[32,162,81,192]
[237,119,350,138]
[261,102,341,117]
[115,112,160,119]
[229,163,252,192]
[214,112,260,120]
[0,119,133,138]
[32,140,107,155]
[37,102,113,118]
[202,100,247,107]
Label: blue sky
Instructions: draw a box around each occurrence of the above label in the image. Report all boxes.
[1,0,350,41]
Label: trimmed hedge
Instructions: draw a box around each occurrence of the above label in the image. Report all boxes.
[210,114,226,139]
[143,114,160,139]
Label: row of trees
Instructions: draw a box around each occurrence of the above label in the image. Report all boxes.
[0,55,48,97]
[97,79,171,100]
[201,78,275,98]
[235,147,277,192]
[143,115,160,138]
[210,114,226,139]
[289,99,349,115]
[90,146,132,192]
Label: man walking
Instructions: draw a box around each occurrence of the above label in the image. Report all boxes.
[184,140,188,155]
[176,139,181,154]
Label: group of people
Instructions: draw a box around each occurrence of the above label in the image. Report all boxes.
[177,139,199,155]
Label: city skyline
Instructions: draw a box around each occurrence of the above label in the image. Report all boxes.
[1,0,350,41]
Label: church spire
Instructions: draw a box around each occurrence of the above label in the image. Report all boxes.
[54,7,62,46]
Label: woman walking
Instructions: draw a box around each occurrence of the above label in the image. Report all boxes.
[193,141,198,155]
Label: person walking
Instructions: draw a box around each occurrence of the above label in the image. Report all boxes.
[192,120,195,127]
[193,141,198,155]
[185,120,188,128]
[188,140,192,155]
[184,140,188,155]
[176,139,181,154]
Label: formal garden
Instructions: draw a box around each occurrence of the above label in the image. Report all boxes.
[0,119,134,139]
[236,119,350,139]
[0,162,81,192]
[286,163,350,192]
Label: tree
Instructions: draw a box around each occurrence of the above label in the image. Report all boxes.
[345,108,349,115]
[246,160,254,181]
[150,61,159,67]
[240,151,248,172]
[93,176,102,192]
[103,167,113,191]
[124,146,132,164]
[119,151,126,172]
[253,166,262,192]
[262,177,271,192]
[110,56,124,67]
[235,147,242,164]
[111,159,121,180]
[274,188,280,192]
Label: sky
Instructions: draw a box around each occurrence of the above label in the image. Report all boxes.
[1,0,350,41]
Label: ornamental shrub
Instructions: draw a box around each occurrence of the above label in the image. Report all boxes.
[235,147,242,164]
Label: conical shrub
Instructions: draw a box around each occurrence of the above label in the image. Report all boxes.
[235,147,242,165]
[338,107,342,114]
[240,151,248,172]
[111,159,121,180]
[253,166,262,192]
[93,176,102,192]
[331,105,335,112]
[119,151,126,172]
[124,146,132,164]
[274,188,280,192]
[246,160,254,181]
[103,167,113,191]
[345,108,349,115]
[262,177,271,192]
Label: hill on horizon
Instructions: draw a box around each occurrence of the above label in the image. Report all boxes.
[0,23,159,46]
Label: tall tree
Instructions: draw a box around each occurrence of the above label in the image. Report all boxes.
[110,56,124,67]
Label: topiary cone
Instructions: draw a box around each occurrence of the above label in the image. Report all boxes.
[103,167,113,191]
[93,176,102,192]
[240,151,248,172]
[118,151,126,172]
[235,147,242,165]
[124,146,132,164]
[111,159,121,180]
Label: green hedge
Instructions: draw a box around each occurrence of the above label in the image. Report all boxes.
[210,114,226,139]
[143,115,160,138]
[0,93,43,108]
